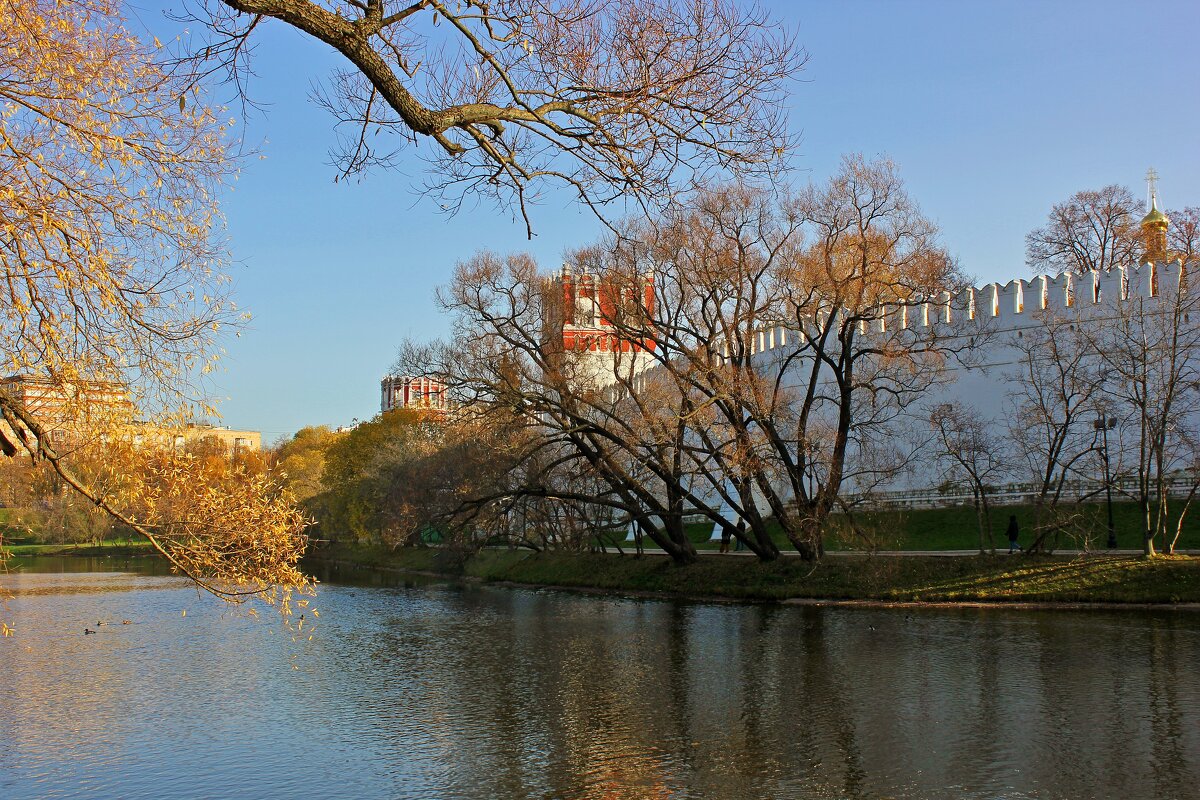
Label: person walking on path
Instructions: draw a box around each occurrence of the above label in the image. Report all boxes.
[1006,515,1020,554]
[719,524,733,554]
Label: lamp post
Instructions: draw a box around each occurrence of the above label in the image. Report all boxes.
[1093,413,1118,549]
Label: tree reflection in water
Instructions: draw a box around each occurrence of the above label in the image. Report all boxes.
[3,560,1199,800]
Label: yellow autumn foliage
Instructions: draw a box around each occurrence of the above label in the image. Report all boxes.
[1,0,232,395]
[0,0,313,614]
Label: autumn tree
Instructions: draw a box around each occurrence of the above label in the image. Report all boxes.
[416,159,966,563]
[0,0,310,611]
[189,0,803,231]
[272,425,344,503]
[401,254,709,565]
[759,156,965,558]
[381,414,534,552]
[595,160,964,560]
[0,452,120,545]
[371,346,614,556]
[543,183,805,561]
[1025,185,1140,275]
[317,410,439,542]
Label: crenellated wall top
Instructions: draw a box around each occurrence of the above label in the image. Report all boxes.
[725,259,1197,359]
[944,259,1191,328]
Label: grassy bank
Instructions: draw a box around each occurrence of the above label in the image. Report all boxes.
[1,539,155,558]
[310,544,1200,605]
[652,501,1200,552]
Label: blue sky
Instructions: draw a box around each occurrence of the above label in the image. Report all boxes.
[132,1,1200,441]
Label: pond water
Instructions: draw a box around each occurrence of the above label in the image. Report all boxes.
[1,556,1198,799]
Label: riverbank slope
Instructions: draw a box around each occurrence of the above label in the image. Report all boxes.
[308,545,1200,605]
[2,540,155,558]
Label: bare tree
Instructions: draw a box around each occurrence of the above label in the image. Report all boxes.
[569,183,804,560]
[1166,206,1200,262]
[929,403,1009,554]
[572,160,968,560]
[1006,314,1107,553]
[1087,268,1200,555]
[188,0,804,233]
[404,256,708,564]
[1026,185,1139,275]
[762,156,965,558]
[400,162,967,564]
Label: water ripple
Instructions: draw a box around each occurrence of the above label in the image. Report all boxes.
[1,563,1198,799]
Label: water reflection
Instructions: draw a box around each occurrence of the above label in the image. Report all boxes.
[2,558,1198,799]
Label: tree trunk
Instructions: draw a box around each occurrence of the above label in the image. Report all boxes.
[789,510,824,562]
[635,516,695,565]
[1141,495,1157,556]
[972,487,986,555]
[739,521,780,561]
[729,475,781,561]
[1169,501,1190,555]
[981,491,995,555]
[663,512,698,566]
[1026,498,1046,554]
[1157,482,1173,555]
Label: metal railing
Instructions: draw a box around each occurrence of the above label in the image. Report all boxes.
[842,475,1199,510]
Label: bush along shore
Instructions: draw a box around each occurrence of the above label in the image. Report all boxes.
[307,544,1200,607]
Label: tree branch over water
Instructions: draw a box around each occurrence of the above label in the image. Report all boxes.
[185,0,804,233]
[0,0,313,616]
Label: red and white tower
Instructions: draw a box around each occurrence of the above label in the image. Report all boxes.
[552,265,657,385]
[380,375,449,415]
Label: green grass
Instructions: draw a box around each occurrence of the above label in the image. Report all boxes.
[863,501,1200,552]
[1,539,154,557]
[614,500,1200,553]
[310,543,1200,605]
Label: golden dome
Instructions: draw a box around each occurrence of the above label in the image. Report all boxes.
[1142,199,1169,229]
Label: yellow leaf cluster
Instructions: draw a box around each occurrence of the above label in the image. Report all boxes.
[112,439,314,609]
[0,0,313,618]
[1,0,235,397]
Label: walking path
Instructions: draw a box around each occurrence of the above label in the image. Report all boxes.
[600,546,1199,557]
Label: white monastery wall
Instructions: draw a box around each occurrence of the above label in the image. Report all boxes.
[610,260,1195,529]
[748,261,1191,492]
